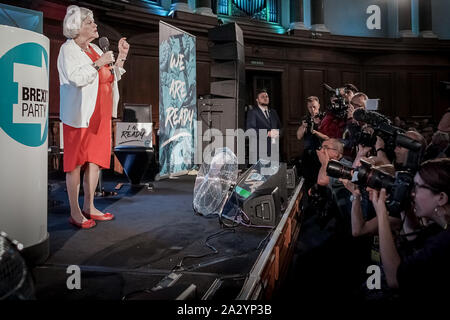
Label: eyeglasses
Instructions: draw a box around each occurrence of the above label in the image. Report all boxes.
[321,145,338,152]
[414,182,439,193]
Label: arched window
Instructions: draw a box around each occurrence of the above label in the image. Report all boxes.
[217,0,280,23]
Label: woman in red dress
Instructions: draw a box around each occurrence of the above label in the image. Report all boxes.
[58,5,129,228]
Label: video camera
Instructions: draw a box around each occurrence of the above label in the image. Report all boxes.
[326,159,413,217]
[323,83,349,119]
[353,108,423,172]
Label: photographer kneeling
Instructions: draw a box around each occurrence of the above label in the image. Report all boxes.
[371,158,450,301]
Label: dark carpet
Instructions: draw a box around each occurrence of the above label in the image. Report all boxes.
[34,174,270,300]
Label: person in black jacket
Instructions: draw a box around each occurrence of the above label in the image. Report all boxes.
[246,89,281,160]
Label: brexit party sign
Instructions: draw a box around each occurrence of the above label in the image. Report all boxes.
[0,25,49,250]
[159,21,196,177]
[0,25,49,147]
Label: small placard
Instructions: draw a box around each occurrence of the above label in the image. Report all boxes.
[115,122,153,147]
[366,99,379,111]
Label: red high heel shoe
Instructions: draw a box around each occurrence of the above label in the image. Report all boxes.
[82,211,114,221]
[69,217,96,229]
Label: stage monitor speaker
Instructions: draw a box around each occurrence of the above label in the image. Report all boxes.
[123,103,152,123]
[210,42,244,61]
[222,161,287,227]
[208,22,244,46]
[286,166,297,190]
[242,189,281,227]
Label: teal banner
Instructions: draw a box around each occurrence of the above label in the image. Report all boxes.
[159,21,196,176]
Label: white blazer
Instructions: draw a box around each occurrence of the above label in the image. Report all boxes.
[57,39,125,128]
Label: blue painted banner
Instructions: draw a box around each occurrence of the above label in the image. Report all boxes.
[159,21,196,176]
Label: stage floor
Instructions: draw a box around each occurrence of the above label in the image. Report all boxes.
[34,175,273,300]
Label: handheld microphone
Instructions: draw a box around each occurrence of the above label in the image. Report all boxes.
[99,36,109,53]
[99,36,114,73]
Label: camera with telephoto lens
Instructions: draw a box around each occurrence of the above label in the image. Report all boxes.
[353,108,423,172]
[354,129,377,148]
[323,83,349,119]
[326,159,413,217]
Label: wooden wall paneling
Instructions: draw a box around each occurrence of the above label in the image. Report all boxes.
[122,55,159,127]
[394,71,409,118]
[435,70,450,121]
[409,73,433,117]
[326,69,341,91]
[288,66,301,121]
[365,72,393,116]
[302,69,325,108]
[341,71,362,92]
[48,38,64,117]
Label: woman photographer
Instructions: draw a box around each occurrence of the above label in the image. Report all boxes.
[371,158,450,301]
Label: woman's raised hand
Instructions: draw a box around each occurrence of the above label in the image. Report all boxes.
[118,37,130,57]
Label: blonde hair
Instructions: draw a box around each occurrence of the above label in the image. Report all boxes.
[63,5,93,39]
[327,138,344,154]
[352,92,368,101]
[306,96,319,104]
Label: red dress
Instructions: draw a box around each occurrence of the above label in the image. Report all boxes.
[63,46,113,172]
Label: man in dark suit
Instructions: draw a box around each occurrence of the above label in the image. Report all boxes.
[246,89,281,160]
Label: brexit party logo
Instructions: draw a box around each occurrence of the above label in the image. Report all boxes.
[0,42,49,147]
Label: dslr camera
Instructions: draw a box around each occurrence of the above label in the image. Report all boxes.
[353,129,377,148]
[326,159,413,217]
[302,112,326,134]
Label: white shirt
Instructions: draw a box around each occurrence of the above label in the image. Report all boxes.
[57,39,125,128]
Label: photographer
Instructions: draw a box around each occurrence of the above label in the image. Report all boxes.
[339,161,402,237]
[317,139,353,226]
[423,130,449,161]
[371,158,450,301]
[319,83,358,139]
[375,130,427,171]
[296,96,329,142]
[343,93,370,160]
[297,96,329,188]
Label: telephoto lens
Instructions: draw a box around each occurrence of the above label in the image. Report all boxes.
[326,159,353,180]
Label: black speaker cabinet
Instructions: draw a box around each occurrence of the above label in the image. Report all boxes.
[210,80,247,99]
[211,61,246,80]
[208,22,244,46]
[222,161,288,227]
[286,166,297,190]
[242,191,280,227]
[209,42,245,61]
